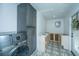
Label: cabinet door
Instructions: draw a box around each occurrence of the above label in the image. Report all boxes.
[26,4,32,26]
[17,4,27,32]
[61,36,69,50]
[26,4,36,26]
[27,28,36,55]
[32,8,36,27]
[31,29,36,52]
[55,34,59,41]
[50,34,54,41]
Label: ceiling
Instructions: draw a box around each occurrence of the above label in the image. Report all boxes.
[31,3,77,19]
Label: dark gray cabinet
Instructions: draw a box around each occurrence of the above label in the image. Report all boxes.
[17,4,27,32]
[26,4,36,27]
[27,28,36,55]
[17,3,36,55]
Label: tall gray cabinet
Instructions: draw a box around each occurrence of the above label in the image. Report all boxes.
[17,3,36,55]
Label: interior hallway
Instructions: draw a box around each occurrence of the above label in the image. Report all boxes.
[31,41,73,56]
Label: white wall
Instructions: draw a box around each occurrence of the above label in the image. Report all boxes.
[36,11,46,51]
[64,17,69,35]
[46,19,64,34]
[0,4,17,33]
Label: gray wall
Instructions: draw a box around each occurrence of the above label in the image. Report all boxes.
[0,4,17,33]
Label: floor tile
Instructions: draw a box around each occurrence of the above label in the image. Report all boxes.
[31,42,73,56]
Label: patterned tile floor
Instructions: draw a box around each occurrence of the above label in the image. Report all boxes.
[31,41,73,56]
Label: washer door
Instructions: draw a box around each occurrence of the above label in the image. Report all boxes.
[11,45,29,56]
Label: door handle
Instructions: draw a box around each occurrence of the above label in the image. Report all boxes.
[71,33,73,37]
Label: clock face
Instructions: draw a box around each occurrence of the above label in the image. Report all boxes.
[55,21,61,28]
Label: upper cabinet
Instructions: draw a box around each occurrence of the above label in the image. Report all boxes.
[17,3,36,32]
[17,4,27,32]
[26,4,36,27]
